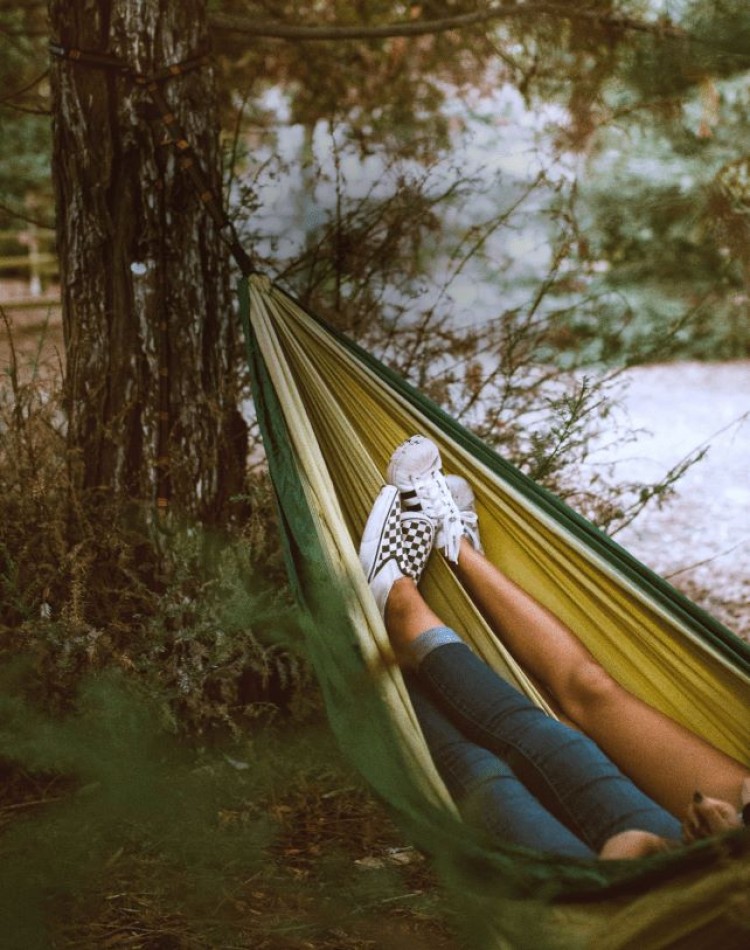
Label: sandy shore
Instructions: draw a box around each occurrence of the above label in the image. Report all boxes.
[598,361,750,640]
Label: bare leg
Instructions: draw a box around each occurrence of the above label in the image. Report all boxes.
[385,576,443,653]
[452,539,749,815]
[384,577,676,859]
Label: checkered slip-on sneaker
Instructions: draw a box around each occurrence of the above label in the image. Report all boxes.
[387,435,463,563]
[359,485,407,617]
[445,474,483,554]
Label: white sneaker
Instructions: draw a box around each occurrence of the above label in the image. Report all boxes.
[445,474,483,554]
[359,486,406,617]
[387,435,463,563]
[359,486,436,616]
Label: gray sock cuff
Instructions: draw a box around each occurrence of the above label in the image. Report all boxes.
[407,626,462,666]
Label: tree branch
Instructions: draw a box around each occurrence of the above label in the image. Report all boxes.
[0,198,55,230]
[0,69,49,106]
[209,3,685,43]
[0,0,46,9]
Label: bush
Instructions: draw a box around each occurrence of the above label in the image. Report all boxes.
[0,308,309,736]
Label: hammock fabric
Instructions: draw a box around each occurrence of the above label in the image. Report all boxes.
[240,273,750,949]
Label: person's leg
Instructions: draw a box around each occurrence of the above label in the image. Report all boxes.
[362,475,678,858]
[387,438,748,815]
[453,539,749,815]
[388,587,682,853]
[404,671,597,858]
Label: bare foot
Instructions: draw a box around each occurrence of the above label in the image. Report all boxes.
[682,791,743,843]
[599,829,670,860]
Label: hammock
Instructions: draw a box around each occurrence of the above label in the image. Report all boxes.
[239,273,750,949]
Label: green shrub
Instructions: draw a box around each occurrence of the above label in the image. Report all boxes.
[0,308,310,736]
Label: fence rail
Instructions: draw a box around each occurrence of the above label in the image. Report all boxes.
[0,237,60,313]
[1,295,61,311]
[0,253,58,271]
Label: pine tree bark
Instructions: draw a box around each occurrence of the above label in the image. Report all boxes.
[48,0,247,523]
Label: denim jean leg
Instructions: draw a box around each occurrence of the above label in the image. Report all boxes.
[418,642,682,851]
[405,673,596,858]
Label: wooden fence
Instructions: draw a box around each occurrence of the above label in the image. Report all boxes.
[0,227,60,312]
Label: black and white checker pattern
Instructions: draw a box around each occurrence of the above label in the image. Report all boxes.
[368,494,405,582]
[399,513,434,582]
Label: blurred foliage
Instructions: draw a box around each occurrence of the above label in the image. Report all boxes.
[208,0,750,370]
[213,0,501,160]
[0,667,459,949]
[0,4,53,229]
[5,1,750,356]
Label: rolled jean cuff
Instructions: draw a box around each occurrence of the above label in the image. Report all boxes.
[407,626,462,666]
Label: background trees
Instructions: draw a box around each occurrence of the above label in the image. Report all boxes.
[0,3,50,225]
[0,0,747,643]
[2,1,748,526]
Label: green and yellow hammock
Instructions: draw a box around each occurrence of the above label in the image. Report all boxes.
[240,273,750,949]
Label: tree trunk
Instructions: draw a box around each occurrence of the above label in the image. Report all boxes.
[48,0,247,524]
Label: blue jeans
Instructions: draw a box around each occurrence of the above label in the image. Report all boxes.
[405,630,681,858]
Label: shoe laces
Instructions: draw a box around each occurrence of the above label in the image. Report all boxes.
[459,508,480,546]
[407,470,463,563]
